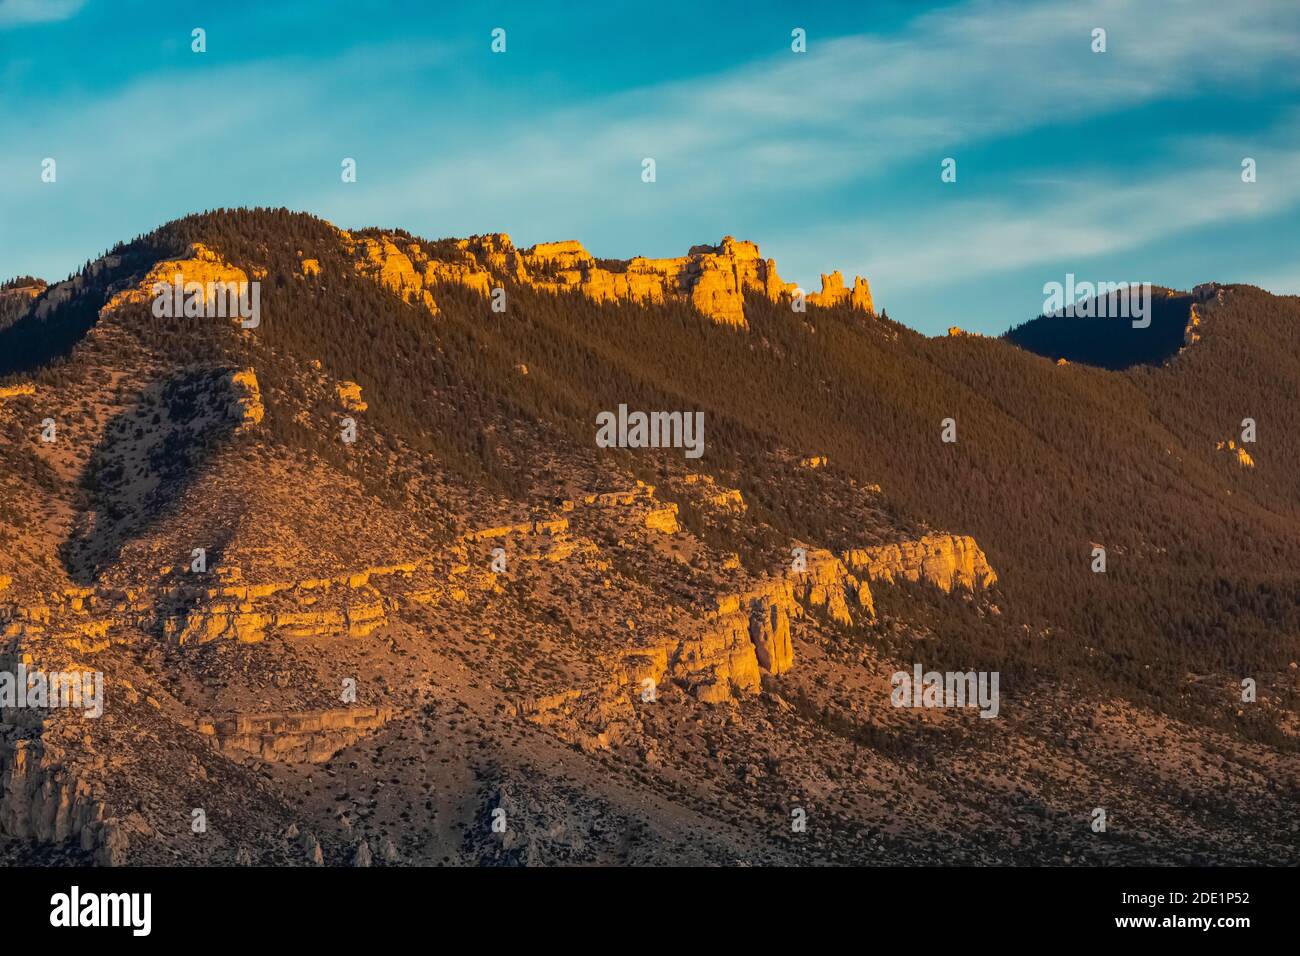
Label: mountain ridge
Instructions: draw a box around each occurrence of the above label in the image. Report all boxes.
[1,207,1296,867]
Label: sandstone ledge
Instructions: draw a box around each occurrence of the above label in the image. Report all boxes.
[842,533,997,592]
[194,706,396,763]
[349,230,874,328]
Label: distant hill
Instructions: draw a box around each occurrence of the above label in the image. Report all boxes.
[1002,286,1200,369]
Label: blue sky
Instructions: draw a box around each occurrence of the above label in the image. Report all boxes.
[2,0,1298,335]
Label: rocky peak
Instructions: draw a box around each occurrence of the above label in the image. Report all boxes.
[807,271,873,313]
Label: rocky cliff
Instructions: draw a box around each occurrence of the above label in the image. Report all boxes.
[516,542,874,754]
[0,735,120,865]
[102,242,255,316]
[842,533,997,592]
[346,229,872,328]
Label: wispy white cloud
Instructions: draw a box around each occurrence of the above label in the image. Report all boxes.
[0,0,85,27]
[0,63,318,185]
[855,143,1300,292]
[313,0,1300,238]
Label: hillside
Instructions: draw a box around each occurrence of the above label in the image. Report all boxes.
[0,208,1296,866]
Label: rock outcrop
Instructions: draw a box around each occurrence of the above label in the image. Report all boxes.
[0,561,428,650]
[352,237,441,314]
[792,547,874,623]
[1185,302,1203,346]
[842,533,997,593]
[336,381,368,412]
[0,508,601,652]
[0,736,119,864]
[194,707,396,763]
[1182,285,1227,350]
[346,229,873,328]
[0,384,36,401]
[643,503,680,534]
[1215,439,1255,468]
[678,473,747,513]
[748,598,793,675]
[163,562,424,645]
[520,546,870,743]
[102,243,250,316]
[225,368,264,427]
[806,271,873,313]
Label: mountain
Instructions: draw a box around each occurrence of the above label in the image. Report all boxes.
[1002,284,1204,370]
[1,208,1296,866]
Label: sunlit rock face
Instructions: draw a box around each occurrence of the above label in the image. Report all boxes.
[843,534,998,593]
[346,229,873,328]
